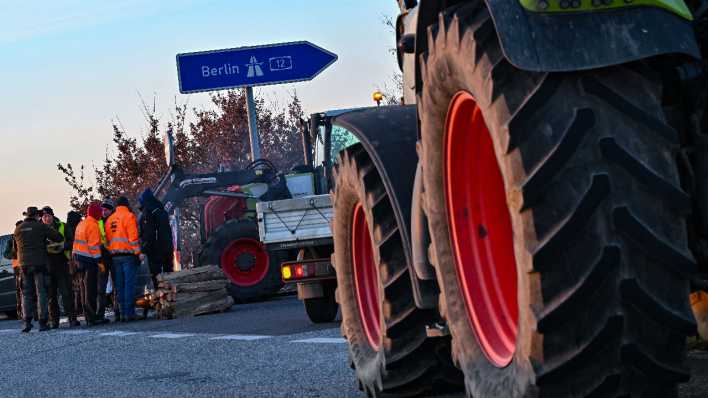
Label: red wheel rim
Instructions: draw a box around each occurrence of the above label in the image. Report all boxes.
[220,238,269,287]
[444,91,519,367]
[351,203,382,351]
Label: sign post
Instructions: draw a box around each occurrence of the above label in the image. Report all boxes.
[177,41,337,162]
[173,41,336,267]
[245,86,261,163]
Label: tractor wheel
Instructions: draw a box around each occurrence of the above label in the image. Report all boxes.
[418,3,696,397]
[303,280,339,323]
[333,143,463,397]
[200,220,283,302]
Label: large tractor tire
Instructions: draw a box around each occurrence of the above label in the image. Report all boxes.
[200,220,283,302]
[332,144,463,397]
[417,3,696,397]
[303,280,338,324]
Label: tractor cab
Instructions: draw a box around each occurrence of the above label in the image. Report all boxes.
[303,108,362,194]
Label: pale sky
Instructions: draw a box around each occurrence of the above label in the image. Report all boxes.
[0,0,401,230]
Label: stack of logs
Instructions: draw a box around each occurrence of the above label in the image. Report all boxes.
[153,265,234,319]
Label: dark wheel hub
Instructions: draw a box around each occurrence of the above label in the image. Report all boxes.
[235,253,257,272]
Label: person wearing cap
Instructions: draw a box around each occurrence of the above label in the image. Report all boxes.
[73,202,104,325]
[14,206,64,332]
[3,220,25,319]
[96,198,116,322]
[106,196,141,321]
[42,206,79,328]
[138,188,174,292]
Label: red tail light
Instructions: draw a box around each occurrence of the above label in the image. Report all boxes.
[280,259,336,282]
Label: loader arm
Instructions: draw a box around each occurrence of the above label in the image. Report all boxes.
[154,165,272,213]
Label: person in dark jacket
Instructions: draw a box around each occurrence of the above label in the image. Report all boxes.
[3,220,24,319]
[64,211,83,320]
[138,189,174,290]
[42,206,78,328]
[14,206,64,332]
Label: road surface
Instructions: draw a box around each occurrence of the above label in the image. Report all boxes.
[0,295,706,397]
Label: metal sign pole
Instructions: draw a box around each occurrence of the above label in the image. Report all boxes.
[245,86,262,163]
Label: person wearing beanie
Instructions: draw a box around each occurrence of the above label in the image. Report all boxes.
[116,196,130,208]
[73,202,104,326]
[101,197,116,211]
[14,206,64,332]
[97,198,117,322]
[106,196,141,321]
[138,188,174,291]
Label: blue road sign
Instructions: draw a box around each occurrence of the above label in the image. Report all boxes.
[176,41,337,94]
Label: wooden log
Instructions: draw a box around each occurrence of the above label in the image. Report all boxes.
[172,289,228,307]
[176,296,234,317]
[171,290,229,315]
[164,280,229,293]
[161,292,176,302]
[157,269,226,284]
[157,265,223,283]
[157,265,219,281]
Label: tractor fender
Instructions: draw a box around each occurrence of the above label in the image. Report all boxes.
[332,106,437,309]
[415,0,700,73]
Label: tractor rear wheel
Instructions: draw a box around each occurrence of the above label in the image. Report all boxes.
[200,220,283,302]
[332,143,462,397]
[418,3,696,397]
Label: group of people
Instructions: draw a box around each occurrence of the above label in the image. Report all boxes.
[2,189,175,333]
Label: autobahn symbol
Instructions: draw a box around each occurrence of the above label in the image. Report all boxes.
[246,56,264,77]
[176,41,337,93]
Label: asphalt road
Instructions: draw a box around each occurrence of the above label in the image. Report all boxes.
[0,295,706,398]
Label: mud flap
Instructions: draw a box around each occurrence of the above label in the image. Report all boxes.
[333,106,438,309]
[485,0,700,71]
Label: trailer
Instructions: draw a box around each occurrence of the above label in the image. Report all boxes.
[257,194,337,322]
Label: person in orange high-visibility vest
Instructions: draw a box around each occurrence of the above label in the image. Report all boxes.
[106,196,141,321]
[73,202,104,326]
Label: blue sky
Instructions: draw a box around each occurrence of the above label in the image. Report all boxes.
[0,0,401,229]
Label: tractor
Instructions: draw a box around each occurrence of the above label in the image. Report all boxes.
[329,0,708,397]
[154,132,293,302]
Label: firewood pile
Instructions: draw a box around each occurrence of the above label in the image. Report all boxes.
[152,265,234,319]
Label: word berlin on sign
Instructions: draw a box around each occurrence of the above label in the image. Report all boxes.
[176,41,338,94]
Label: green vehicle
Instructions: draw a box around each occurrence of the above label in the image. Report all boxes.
[329,0,708,396]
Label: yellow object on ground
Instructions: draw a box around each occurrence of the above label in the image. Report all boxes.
[690,291,708,341]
